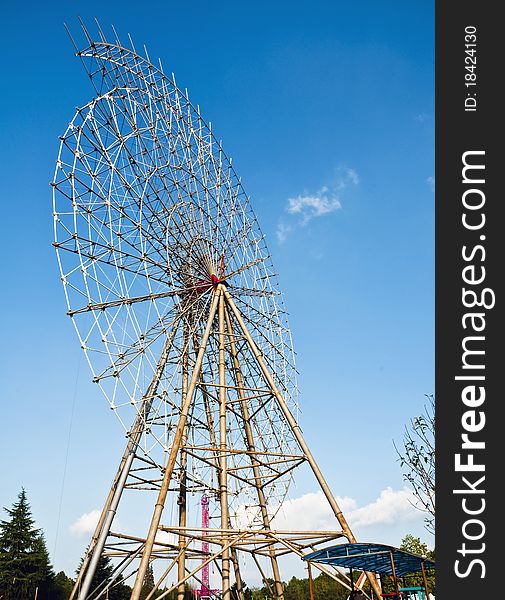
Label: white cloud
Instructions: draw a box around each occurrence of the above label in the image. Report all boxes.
[155,529,178,547]
[70,509,101,536]
[277,167,359,243]
[271,491,355,530]
[287,190,341,224]
[427,176,435,191]
[349,487,420,528]
[267,487,419,531]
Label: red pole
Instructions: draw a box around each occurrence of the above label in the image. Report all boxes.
[201,495,210,597]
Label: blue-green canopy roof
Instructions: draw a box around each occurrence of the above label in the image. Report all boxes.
[303,543,435,577]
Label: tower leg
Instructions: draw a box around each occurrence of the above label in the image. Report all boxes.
[218,292,231,600]
[177,325,190,600]
[223,303,284,600]
[130,289,221,600]
[230,548,245,600]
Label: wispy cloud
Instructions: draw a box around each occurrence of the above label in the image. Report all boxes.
[277,167,359,243]
[287,187,341,225]
[427,176,435,192]
[276,222,293,243]
[340,167,360,187]
[415,113,431,123]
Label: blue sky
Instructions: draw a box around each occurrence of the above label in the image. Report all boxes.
[0,0,434,583]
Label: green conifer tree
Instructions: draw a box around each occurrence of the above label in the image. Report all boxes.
[53,570,74,600]
[0,489,55,600]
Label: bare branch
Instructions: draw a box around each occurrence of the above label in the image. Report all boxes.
[394,394,435,534]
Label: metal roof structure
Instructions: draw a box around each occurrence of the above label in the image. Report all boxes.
[303,543,435,577]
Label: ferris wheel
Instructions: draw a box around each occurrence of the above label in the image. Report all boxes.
[53,43,299,515]
[52,21,375,600]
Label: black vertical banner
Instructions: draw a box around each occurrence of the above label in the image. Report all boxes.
[436,2,502,599]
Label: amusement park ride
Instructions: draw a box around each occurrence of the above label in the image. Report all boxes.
[52,20,385,600]
[194,496,220,600]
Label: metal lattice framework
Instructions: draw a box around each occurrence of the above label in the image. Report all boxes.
[52,21,380,600]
